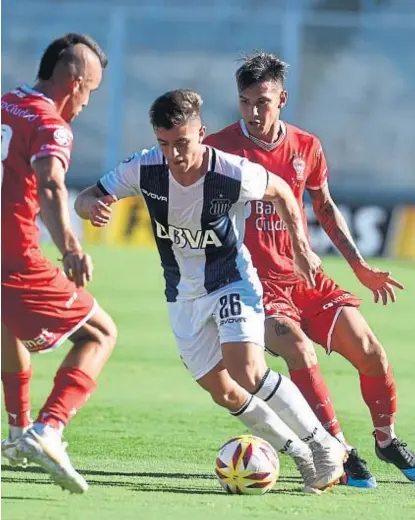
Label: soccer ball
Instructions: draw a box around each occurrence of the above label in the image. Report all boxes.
[215,435,280,495]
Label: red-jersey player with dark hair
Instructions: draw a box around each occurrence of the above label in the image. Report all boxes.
[1,33,117,493]
[205,51,415,488]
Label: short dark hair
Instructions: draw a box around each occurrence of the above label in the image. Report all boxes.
[149,89,203,129]
[37,33,108,80]
[236,51,288,92]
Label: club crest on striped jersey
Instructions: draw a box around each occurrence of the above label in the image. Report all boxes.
[210,194,232,215]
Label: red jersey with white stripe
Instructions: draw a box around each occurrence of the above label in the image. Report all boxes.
[1,85,73,273]
[205,120,328,282]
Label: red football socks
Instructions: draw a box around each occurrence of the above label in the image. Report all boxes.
[360,366,397,446]
[290,364,342,436]
[1,367,33,427]
[36,367,96,429]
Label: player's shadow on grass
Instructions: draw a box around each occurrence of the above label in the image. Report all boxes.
[2,465,306,495]
[1,477,306,496]
[2,465,216,480]
[84,479,306,496]
[2,476,55,486]
[376,479,413,485]
[7,466,413,486]
[2,465,303,483]
[2,496,59,501]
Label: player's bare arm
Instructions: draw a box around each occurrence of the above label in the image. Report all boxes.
[75,185,118,227]
[33,155,93,287]
[309,181,404,304]
[264,174,320,288]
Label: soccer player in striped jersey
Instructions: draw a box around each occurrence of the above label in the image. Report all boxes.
[75,89,350,493]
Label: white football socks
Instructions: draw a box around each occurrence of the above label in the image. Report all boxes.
[254,370,329,444]
[231,395,310,458]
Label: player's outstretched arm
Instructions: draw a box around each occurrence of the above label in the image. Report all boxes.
[75,185,118,228]
[76,153,139,226]
[34,156,93,287]
[263,175,320,288]
[309,182,404,304]
[309,182,363,267]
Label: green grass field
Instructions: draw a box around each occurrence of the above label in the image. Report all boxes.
[2,247,415,520]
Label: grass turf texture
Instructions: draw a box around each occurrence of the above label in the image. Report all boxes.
[2,246,414,520]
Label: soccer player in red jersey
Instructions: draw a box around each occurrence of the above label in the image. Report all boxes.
[205,52,415,487]
[1,34,117,493]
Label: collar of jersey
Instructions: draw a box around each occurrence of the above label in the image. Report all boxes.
[239,119,286,151]
[168,146,214,189]
[19,84,55,105]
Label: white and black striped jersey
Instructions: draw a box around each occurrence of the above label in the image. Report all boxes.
[98,146,269,302]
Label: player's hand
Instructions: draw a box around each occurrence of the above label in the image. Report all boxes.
[293,245,321,288]
[89,194,118,227]
[63,250,94,288]
[353,261,404,305]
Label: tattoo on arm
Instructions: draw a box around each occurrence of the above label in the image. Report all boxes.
[316,199,363,267]
[273,320,291,336]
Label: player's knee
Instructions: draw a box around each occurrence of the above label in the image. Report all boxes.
[357,331,388,376]
[210,386,244,410]
[99,315,118,352]
[227,360,267,394]
[230,367,259,394]
[74,312,118,353]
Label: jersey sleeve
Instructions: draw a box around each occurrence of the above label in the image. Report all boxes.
[98,153,141,199]
[29,122,73,172]
[238,158,269,202]
[306,139,328,190]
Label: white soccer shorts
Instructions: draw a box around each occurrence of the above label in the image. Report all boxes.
[167,278,265,380]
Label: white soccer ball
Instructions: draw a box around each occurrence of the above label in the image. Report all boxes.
[215,435,280,495]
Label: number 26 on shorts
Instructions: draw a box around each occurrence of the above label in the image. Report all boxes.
[219,293,242,319]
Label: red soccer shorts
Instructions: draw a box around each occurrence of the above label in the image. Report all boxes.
[262,270,361,352]
[2,260,96,353]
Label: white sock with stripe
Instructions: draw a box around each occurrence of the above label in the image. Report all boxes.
[231,395,310,458]
[254,369,330,444]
